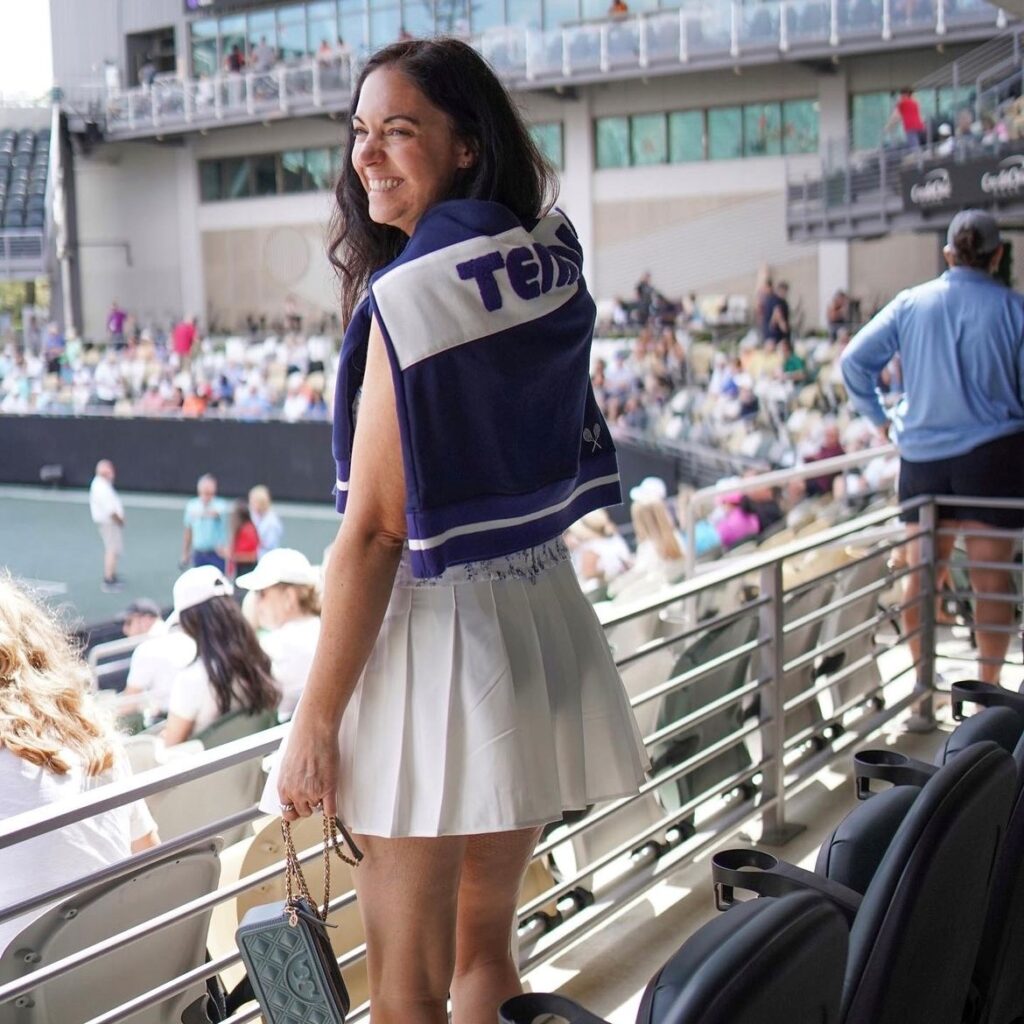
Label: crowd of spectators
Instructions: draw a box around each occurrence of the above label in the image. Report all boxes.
[0,306,338,421]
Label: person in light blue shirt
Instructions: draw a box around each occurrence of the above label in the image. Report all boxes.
[842,208,1024,684]
[180,473,229,572]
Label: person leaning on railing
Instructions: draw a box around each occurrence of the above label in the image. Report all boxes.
[0,575,160,955]
[841,209,1024,686]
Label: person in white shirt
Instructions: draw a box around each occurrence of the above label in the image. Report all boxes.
[162,566,279,745]
[117,599,197,722]
[0,577,159,954]
[236,548,322,717]
[89,459,125,591]
[248,484,284,557]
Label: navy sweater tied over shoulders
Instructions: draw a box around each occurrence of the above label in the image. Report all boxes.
[332,198,621,579]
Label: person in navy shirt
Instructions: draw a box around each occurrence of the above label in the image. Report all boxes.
[842,209,1024,685]
[268,37,647,1024]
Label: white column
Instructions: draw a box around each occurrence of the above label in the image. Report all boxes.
[559,91,595,287]
[817,240,849,326]
[175,144,207,327]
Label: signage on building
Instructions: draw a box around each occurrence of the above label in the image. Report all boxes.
[901,144,1024,212]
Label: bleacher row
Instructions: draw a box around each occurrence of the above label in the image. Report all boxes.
[504,679,1024,1024]
[0,127,49,231]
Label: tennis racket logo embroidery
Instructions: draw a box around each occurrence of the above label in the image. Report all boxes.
[583,423,602,452]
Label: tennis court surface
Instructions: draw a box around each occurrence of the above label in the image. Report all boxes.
[0,485,340,627]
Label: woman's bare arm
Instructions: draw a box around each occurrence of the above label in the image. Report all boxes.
[277,315,408,819]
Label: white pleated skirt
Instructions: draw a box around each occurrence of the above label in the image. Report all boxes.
[260,539,650,838]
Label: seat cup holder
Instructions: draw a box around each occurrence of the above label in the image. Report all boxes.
[950,680,1024,722]
[854,748,936,799]
[711,850,782,910]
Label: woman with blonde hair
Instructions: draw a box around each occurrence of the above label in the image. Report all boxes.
[608,499,687,597]
[0,575,159,953]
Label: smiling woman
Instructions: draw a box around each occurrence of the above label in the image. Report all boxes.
[260,38,648,1024]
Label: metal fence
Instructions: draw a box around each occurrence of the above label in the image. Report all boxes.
[61,0,1007,142]
[0,230,45,280]
[2,492,1020,1023]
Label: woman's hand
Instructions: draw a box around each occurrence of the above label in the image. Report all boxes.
[276,710,341,823]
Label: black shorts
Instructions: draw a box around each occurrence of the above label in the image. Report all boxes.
[898,430,1024,529]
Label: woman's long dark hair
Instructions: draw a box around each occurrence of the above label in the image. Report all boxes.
[179,596,278,718]
[328,37,560,324]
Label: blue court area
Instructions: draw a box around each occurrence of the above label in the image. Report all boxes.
[0,485,341,627]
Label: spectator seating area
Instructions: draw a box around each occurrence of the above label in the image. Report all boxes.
[0,127,48,230]
[505,680,1024,1024]
[0,329,336,419]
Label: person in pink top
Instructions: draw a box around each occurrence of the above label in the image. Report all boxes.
[714,494,761,549]
[171,316,198,360]
[887,87,927,148]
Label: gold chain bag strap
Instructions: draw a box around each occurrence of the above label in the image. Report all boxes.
[237,814,363,1024]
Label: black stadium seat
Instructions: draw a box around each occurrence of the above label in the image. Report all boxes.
[855,682,1024,1024]
[499,891,847,1024]
[712,742,1016,1024]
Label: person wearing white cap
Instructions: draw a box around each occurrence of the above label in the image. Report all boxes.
[842,208,1024,686]
[161,566,279,745]
[236,549,322,717]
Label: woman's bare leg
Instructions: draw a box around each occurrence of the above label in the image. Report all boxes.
[352,834,467,1024]
[451,827,543,1024]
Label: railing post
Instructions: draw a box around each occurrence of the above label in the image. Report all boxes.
[278,66,287,113]
[214,75,223,120]
[757,561,804,845]
[127,91,136,130]
[562,28,571,77]
[780,1,789,52]
[730,0,740,58]
[638,13,648,68]
[936,0,946,35]
[678,8,689,62]
[312,59,321,107]
[183,80,193,124]
[882,0,892,39]
[830,0,839,46]
[599,23,610,72]
[905,500,938,732]
[245,72,255,116]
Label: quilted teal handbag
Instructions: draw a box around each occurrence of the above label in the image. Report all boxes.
[236,814,363,1024]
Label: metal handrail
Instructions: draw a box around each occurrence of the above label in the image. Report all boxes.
[6,491,1018,1023]
[60,1,1007,141]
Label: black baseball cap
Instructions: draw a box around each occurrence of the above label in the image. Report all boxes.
[947,209,1002,256]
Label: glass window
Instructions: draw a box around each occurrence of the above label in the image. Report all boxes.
[507,0,540,28]
[543,0,579,28]
[305,147,335,190]
[402,0,435,35]
[308,1,338,55]
[669,109,704,162]
[707,106,742,160]
[580,0,607,17]
[219,15,247,70]
[331,144,345,179]
[472,0,507,30]
[253,153,278,195]
[530,122,563,169]
[339,9,367,53]
[743,102,782,156]
[370,5,402,47]
[277,4,308,60]
[190,20,218,78]
[246,9,276,59]
[631,112,667,165]
[281,149,311,192]
[851,91,891,150]
[221,157,253,199]
[199,160,221,202]
[595,116,630,168]
[782,98,818,154]
[435,0,469,33]
[937,86,971,125]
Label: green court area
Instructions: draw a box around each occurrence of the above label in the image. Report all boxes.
[0,485,341,627]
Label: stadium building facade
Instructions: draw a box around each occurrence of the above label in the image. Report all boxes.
[48,0,1016,337]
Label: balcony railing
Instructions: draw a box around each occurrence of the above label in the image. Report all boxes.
[5,485,1018,1022]
[61,0,1008,141]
